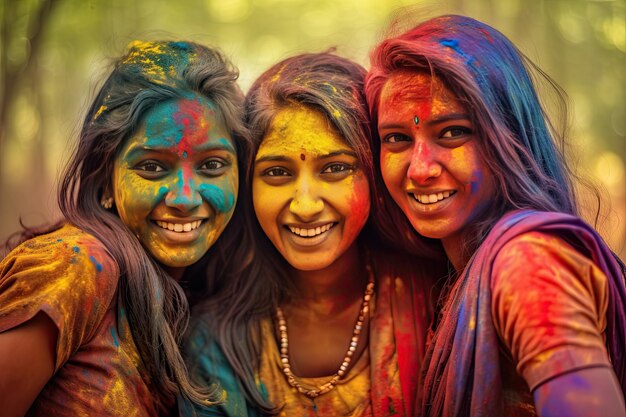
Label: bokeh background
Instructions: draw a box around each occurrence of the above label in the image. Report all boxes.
[1,0,624,258]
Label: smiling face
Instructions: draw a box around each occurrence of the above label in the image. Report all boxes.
[377,71,495,251]
[113,95,238,275]
[252,104,370,271]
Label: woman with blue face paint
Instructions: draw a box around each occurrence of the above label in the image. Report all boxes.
[365,15,626,417]
[0,40,249,416]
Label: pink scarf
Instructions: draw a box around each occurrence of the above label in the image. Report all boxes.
[419,210,626,417]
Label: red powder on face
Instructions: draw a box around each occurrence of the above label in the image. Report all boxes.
[171,98,214,199]
[173,98,212,158]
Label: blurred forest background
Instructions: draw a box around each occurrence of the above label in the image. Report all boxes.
[1,0,624,258]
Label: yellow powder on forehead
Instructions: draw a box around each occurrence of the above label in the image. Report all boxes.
[256,104,350,159]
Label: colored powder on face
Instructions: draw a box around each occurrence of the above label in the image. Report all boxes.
[144,101,183,147]
[182,151,188,159]
[72,246,80,253]
[199,183,235,213]
[470,169,484,194]
[56,238,63,242]
[172,98,213,155]
[167,169,198,207]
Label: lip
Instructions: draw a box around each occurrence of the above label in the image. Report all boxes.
[282,221,337,248]
[150,218,208,243]
[406,190,457,214]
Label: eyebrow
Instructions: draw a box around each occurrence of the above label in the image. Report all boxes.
[379,113,470,130]
[318,150,358,160]
[255,155,290,164]
[255,150,357,163]
[125,141,236,159]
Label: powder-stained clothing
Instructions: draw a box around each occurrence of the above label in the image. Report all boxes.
[419,210,626,417]
[181,252,441,417]
[0,224,172,416]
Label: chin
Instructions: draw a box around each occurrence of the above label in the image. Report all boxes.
[156,252,205,269]
[284,255,335,272]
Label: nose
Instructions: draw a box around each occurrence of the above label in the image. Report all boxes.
[165,168,202,212]
[289,178,324,222]
[407,140,441,183]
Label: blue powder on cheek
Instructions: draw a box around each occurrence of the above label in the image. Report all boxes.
[199,184,235,213]
[470,170,484,194]
[72,246,80,253]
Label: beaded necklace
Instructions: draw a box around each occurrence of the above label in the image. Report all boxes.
[275,264,375,398]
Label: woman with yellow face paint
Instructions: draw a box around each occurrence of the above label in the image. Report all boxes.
[0,41,249,416]
[182,52,446,417]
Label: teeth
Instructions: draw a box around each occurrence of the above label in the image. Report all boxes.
[288,223,333,238]
[413,191,455,205]
[156,220,203,232]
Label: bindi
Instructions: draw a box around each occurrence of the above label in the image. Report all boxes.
[300,153,305,161]
[413,115,420,125]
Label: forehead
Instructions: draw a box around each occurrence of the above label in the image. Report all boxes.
[127,96,233,149]
[256,104,351,158]
[380,71,457,106]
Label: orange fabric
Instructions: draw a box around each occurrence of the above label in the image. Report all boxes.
[492,231,610,389]
[258,318,375,416]
[0,225,171,416]
[491,231,611,414]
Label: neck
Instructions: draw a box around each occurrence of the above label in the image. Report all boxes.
[287,243,366,315]
[162,265,185,282]
[441,233,466,272]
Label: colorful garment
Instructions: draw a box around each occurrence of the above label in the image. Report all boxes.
[0,224,173,416]
[182,252,440,416]
[419,210,626,417]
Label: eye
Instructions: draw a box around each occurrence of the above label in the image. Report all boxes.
[133,160,167,179]
[263,167,290,177]
[382,133,411,144]
[199,158,229,176]
[136,161,165,172]
[321,163,353,174]
[202,160,224,170]
[440,126,472,139]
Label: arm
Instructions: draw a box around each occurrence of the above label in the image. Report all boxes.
[0,227,118,415]
[492,231,623,416]
[534,367,625,417]
[0,312,58,417]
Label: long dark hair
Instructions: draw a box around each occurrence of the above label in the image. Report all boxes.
[366,15,578,259]
[5,40,249,407]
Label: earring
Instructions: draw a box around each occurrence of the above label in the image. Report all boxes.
[101,197,113,210]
